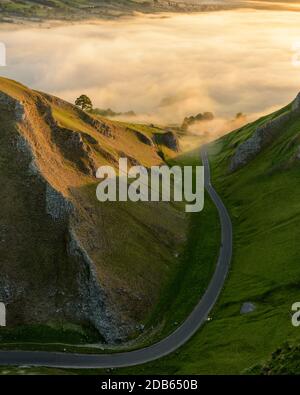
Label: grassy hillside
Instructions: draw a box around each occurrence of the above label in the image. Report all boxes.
[5,91,300,374]
[106,91,300,374]
[6,83,300,375]
[0,76,189,345]
[2,88,300,374]
[0,77,221,354]
[7,79,300,375]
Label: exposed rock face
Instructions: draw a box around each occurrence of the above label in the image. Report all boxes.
[134,130,154,146]
[230,93,300,172]
[45,183,73,221]
[68,229,129,342]
[51,127,97,176]
[35,97,98,176]
[78,109,114,138]
[15,134,33,160]
[0,91,25,122]
[154,131,179,152]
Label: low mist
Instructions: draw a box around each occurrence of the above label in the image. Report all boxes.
[1,9,300,135]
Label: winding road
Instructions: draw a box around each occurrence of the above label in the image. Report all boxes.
[0,149,232,369]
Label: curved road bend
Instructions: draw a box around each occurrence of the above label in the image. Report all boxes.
[0,149,232,369]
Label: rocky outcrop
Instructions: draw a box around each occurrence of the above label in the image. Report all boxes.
[45,184,73,222]
[78,110,114,138]
[37,98,98,176]
[230,93,300,172]
[134,130,154,146]
[68,228,130,342]
[0,91,25,122]
[38,93,114,140]
[52,127,97,176]
[14,133,33,160]
[154,131,179,152]
[240,302,256,314]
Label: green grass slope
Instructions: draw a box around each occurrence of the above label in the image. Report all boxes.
[5,86,300,376]
[3,92,300,374]
[109,92,300,374]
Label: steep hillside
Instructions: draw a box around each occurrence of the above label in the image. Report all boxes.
[0,77,188,344]
[117,90,300,374]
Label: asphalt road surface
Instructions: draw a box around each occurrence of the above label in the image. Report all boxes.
[0,148,232,369]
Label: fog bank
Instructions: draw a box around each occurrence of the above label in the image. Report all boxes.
[1,9,300,126]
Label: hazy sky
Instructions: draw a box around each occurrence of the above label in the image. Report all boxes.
[1,9,300,124]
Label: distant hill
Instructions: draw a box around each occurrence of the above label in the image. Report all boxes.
[0,0,230,22]
[91,107,136,118]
